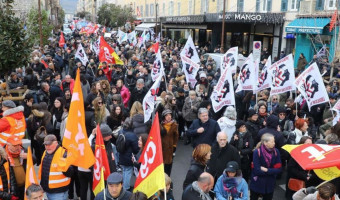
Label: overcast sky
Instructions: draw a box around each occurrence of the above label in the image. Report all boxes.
[60,0,77,14]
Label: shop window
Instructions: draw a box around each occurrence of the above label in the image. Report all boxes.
[237,0,244,12]
[326,0,337,10]
[281,0,288,11]
[315,0,325,10]
[177,2,181,15]
[145,4,149,17]
[150,4,154,16]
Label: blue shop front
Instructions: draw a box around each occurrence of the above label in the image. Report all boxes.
[285,17,337,67]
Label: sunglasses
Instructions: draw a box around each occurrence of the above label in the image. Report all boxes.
[98,102,103,105]
[273,98,278,100]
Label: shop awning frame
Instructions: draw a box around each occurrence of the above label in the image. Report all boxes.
[285,18,330,34]
[135,23,156,31]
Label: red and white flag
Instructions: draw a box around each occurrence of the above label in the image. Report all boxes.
[221,47,238,74]
[256,56,272,92]
[295,62,329,111]
[75,43,88,66]
[99,37,123,65]
[143,76,161,123]
[151,50,164,82]
[269,54,295,96]
[236,53,256,93]
[180,35,200,88]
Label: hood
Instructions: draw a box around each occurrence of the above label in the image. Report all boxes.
[133,114,144,122]
[219,117,236,127]
[266,115,279,129]
[3,106,24,119]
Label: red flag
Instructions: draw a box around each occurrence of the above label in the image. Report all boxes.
[41,59,49,69]
[93,124,111,195]
[330,10,338,32]
[148,42,159,53]
[99,37,124,65]
[59,32,65,48]
[133,113,165,198]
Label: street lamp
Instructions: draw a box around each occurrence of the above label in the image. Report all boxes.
[220,0,226,53]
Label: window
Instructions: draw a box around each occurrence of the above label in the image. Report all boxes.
[289,0,298,10]
[259,0,272,12]
[316,0,324,10]
[163,3,165,16]
[256,0,260,12]
[150,4,154,16]
[238,0,244,12]
[326,0,337,9]
[217,0,226,12]
[201,0,209,14]
[281,0,288,11]
[177,2,181,15]
[189,0,193,14]
[145,4,149,17]
[169,1,174,16]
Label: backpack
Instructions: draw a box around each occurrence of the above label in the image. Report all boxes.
[116,132,126,153]
[286,131,296,145]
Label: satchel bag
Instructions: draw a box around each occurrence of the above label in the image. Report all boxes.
[288,178,305,191]
[34,126,47,144]
[112,126,122,138]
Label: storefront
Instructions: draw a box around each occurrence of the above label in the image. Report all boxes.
[205,12,285,59]
[285,17,336,67]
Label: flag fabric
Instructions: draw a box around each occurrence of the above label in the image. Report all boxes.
[93,125,111,196]
[295,62,329,111]
[148,42,159,53]
[99,37,124,65]
[102,27,106,33]
[236,53,256,93]
[24,147,38,200]
[269,54,295,96]
[128,31,137,46]
[156,32,161,43]
[332,99,340,125]
[180,35,200,88]
[62,68,95,170]
[151,50,164,81]
[41,59,49,69]
[221,47,238,74]
[118,30,128,44]
[136,7,141,17]
[317,44,327,58]
[256,56,272,92]
[59,32,65,48]
[138,30,146,48]
[329,10,338,32]
[92,36,101,55]
[282,144,340,181]
[143,76,162,123]
[133,113,165,198]
[211,62,235,112]
[75,43,89,66]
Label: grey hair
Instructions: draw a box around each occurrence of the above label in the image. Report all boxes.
[198,172,212,184]
[216,131,228,140]
[261,133,274,143]
[198,108,209,116]
[26,184,43,198]
[41,82,49,90]
[136,79,144,85]
[325,133,339,144]
[189,90,196,96]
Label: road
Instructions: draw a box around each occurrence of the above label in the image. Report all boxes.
[171,140,287,200]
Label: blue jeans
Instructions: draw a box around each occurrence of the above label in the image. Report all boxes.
[46,191,68,200]
[121,165,133,190]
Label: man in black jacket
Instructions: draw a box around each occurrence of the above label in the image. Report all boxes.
[207,131,241,181]
[182,172,214,200]
[128,79,147,109]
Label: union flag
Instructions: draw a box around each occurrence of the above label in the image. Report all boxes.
[99,37,124,65]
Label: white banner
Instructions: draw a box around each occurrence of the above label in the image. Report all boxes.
[332,100,340,125]
[269,54,295,95]
[118,30,128,44]
[221,47,238,74]
[180,35,200,88]
[295,62,329,111]
[92,36,100,55]
[236,53,256,93]
[211,64,235,112]
[137,30,146,48]
[75,43,88,66]
[127,31,137,46]
[180,35,200,63]
[143,76,162,123]
[151,50,164,81]
[256,56,272,92]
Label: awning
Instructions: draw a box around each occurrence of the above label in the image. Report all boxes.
[135,23,156,31]
[285,18,330,34]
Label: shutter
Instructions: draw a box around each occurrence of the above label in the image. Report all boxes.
[267,0,272,11]
[281,0,288,11]
[256,0,261,12]
[315,0,324,10]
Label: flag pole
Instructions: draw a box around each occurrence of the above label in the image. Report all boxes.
[295,90,298,118]
[316,178,337,189]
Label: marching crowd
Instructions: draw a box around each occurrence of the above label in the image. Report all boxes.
[1,26,340,200]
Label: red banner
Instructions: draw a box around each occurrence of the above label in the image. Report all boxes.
[59,32,65,48]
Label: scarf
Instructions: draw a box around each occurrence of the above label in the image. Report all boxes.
[222,176,239,198]
[259,112,267,117]
[191,181,212,200]
[260,144,274,167]
[6,145,22,166]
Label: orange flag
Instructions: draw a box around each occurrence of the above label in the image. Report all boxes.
[59,32,65,48]
[93,125,111,196]
[148,42,159,53]
[99,37,124,65]
[62,68,95,169]
[24,147,38,200]
[133,113,165,198]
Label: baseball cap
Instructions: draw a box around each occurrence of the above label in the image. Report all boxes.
[225,161,239,173]
[43,134,57,145]
[7,135,22,145]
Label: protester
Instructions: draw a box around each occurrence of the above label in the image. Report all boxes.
[217,106,237,143]
[94,172,132,200]
[182,172,214,200]
[293,183,340,200]
[26,184,44,200]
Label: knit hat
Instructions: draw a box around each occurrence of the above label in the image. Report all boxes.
[274,106,286,115]
[224,106,237,120]
[236,120,246,130]
[100,124,112,137]
[248,109,257,117]
[162,109,172,117]
[2,100,16,108]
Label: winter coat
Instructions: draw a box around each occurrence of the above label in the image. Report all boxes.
[182,97,201,122]
[81,80,91,100]
[118,129,139,166]
[132,114,148,135]
[49,85,64,105]
[129,87,147,109]
[183,160,207,190]
[182,183,209,200]
[61,79,75,94]
[119,86,130,108]
[23,74,39,90]
[246,120,261,142]
[0,106,26,135]
[94,187,132,200]
[160,121,179,164]
[36,89,50,105]
[230,131,254,170]
[217,117,236,143]
[297,57,308,72]
[214,172,248,200]
[124,75,136,92]
[249,147,282,194]
[257,115,285,149]
[186,119,221,148]
[292,188,340,200]
[207,143,241,181]
[0,156,17,200]
[8,79,23,89]
[60,112,68,140]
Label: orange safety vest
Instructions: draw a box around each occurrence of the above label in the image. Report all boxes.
[0,162,10,192]
[39,147,71,189]
[0,116,26,145]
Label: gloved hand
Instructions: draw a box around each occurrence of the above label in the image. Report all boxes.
[305,186,317,194]
[10,195,19,200]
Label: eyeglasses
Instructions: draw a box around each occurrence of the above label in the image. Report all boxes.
[273,98,278,101]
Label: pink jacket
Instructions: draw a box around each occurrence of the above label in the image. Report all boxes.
[120,85,130,108]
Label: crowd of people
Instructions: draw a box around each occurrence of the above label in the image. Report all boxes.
[0,25,340,200]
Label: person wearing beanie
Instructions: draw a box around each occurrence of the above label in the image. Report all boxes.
[0,100,26,146]
[230,120,254,182]
[217,106,237,142]
[257,115,285,149]
[246,109,261,141]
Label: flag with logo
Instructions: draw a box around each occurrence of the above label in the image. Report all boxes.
[211,62,235,112]
[118,30,128,44]
[282,144,340,181]
[75,43,89,66]
[143,76,161,123]
[62,68,95,170]
[221,47,238,74]
[59,32,65,48]
[151,50,164,82]
[138,30,146,48]
[156,32,161,43]
[148,42,159,53]
[128,31,137,46]
[332,100,340,125]
[24,147,38,200]
[99,37,124,65]
[236,53,256,93]
[180,35,200,88]
[269,54,295,96]
[93,125,111,196]
[295,63,329,111]
[256,56,272,92]
[317,44,327,58]
[134,113,165,198]
[92,36,100,55]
